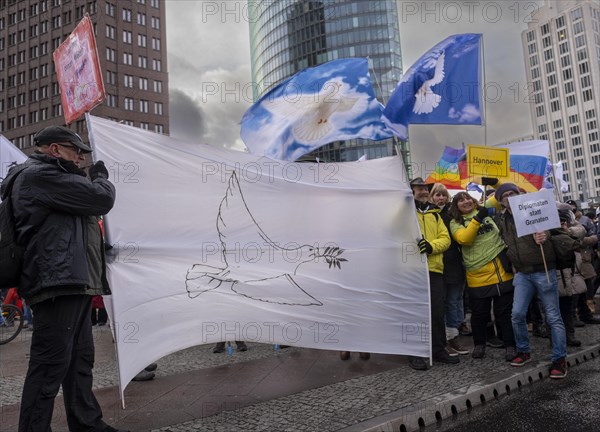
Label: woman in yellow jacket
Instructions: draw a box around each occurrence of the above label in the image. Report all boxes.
[449,192,516,361]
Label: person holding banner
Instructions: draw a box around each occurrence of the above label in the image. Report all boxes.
[495,183,568,379]
[408,178,458,370]
[448,192,516,362]
[1,126,127,431]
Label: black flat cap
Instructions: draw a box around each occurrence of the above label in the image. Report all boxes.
[34,126,92,153]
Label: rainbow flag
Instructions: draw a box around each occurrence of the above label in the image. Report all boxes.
[426,140,549,192]
[425,145,466,189]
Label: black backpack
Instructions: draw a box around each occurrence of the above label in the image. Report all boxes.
[0,164,27,290]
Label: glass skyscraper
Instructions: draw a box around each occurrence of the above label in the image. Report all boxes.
[248,0,408,164]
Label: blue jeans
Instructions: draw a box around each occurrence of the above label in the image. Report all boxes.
[512,271,566,362]
[445,281,465,331]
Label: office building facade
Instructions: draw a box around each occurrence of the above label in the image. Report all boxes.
[523,0,600,204]
[0,0,169,151]
[248,0,407,163]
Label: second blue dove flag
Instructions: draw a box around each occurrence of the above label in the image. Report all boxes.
[240,58,393,161]
[383,33,483,140]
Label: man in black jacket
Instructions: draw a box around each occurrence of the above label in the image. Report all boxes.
[2,126,126,432]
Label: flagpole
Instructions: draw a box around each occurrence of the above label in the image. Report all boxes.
[480,34,488,147]
[368,56,410,178]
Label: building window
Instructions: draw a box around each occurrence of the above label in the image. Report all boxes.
[123,30,132,44]
[106,94,117,107]
[139,99,148,113]
[124,97,134,111]
[137,12,146,25]
[527,31,535,42]
[155,124,163,133]
[571,7,582,22]
[152,37,160,51]
[106,48,116,62]
[152,59,161,71]
[581,75,591,88]
[138,34,146,47]
[583,89,594,102]
[153,80,162,93]
[124,74,133,87]
[105,25,115,39]
[566,95,576,107]
[105,2,115,17]
[151,16,160,29]
[123,52,132,65]
[122,8,132,22]
[139,78,147,90]
[536,105,545,117]
[52,15,61,28]
[150,0,159,9]
[138,55,147,68]
[154,102,163,115]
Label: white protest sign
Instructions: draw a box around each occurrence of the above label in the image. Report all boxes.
[508,189,561,237]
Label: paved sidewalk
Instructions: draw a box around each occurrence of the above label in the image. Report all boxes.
[1,320,600,431]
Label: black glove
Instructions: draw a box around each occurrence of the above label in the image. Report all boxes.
[481,177,499,187]
[418,238,433,255]
[89,161,109,180]
[474,206,494,223]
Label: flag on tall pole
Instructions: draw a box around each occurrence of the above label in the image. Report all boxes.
[240,58,393,161]
[383,34,483,140]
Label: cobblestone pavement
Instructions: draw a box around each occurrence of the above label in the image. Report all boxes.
[2,321,599,431]
[149,324,600,432]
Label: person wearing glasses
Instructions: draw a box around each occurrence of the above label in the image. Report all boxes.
[1,126,127,431]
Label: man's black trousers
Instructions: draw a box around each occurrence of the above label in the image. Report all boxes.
[19,294,107,432]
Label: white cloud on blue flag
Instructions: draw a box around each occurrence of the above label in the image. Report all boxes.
[383,33,483,140]
[240,58,393,161]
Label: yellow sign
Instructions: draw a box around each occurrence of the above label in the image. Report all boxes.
[467,145,509,178]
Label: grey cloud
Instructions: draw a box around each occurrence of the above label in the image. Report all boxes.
[169,89,207,142]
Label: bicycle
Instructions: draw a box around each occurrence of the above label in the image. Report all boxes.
[0,303,24,344]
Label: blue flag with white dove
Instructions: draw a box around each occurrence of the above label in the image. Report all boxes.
[383,33,483,140]
[240,58,393,161]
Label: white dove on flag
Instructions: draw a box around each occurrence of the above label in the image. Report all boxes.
[413,51,445,115]
[185,171,348,306]
[262,78,365,144]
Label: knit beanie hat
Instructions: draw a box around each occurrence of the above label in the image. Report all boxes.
[494,183,520,202]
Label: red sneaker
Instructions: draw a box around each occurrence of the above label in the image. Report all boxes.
[510,352,531,367]
[549,358,567,379]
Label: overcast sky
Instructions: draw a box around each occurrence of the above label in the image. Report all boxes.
[165,0,544,175]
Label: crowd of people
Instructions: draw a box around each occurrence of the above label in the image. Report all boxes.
[407,178,600,378]
[4,125,600,431]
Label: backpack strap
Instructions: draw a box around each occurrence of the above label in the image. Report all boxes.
[1,164,28,201]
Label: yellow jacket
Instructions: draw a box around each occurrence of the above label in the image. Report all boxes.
[415,206,451,274]
[451,216,513,288]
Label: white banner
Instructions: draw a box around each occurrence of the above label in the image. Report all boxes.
[88,116,430,397]
[1,135,27,180]
[508,189,561,237]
